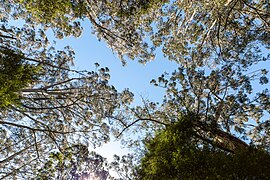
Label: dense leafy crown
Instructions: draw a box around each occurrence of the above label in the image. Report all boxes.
[0,0,269,179]
[136,114,270,179]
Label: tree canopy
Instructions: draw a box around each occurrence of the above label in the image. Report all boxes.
[136,114,270,179]
[0,0,269,179]
[12,0,270,65]
[1,2,134,178]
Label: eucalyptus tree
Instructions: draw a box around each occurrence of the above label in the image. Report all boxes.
[0,10,135,180]
[1,0,270,178]
[10,0,270,66]
[87,0,270,163]
[116,60,269,149]
[37,144,137,179]
[37,144,110,179]
[6,0,158,65]
[0,53,133,179]
[112,61,269,178]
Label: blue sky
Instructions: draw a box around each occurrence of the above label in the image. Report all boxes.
[56,20,177,105]
[54,20,177,161]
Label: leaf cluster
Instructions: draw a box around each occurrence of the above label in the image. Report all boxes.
[0,48,40,109]
[18,0,87,23]
[37,144,109,179]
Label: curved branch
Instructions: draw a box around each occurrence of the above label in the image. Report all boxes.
[0,140,42,164]
[117,118,168,138]
[0,120,96,135]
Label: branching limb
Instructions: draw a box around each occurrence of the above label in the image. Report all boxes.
[116,118,168,139]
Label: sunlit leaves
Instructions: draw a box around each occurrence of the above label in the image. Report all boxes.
[3,0,269,65]
[1,0,270,179]
[13,0,85,38]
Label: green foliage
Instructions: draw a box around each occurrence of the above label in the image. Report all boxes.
[112,0,168,18]
[1,0,269,179]
[12,0,85,38]
[0,49,40,109]
[136,114,270,179]
[18,0,86,23]
[37,144,109,179]
[11,0,270,64]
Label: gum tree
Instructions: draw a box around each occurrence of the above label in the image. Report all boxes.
[1,0,269,178]
[10,0,270,65]
[0,50,133,178]
[0,5,134,179]
[115,60,269,178]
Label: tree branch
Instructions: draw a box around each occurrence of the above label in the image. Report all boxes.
[116,118,168,138]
